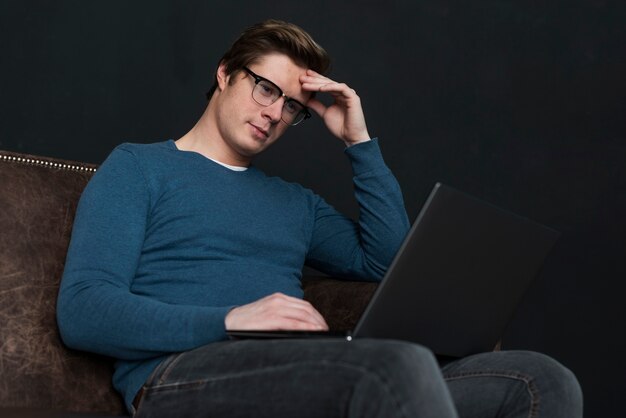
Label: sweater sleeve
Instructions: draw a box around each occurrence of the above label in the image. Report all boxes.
[56,147,231,360]
[305,139,410,280]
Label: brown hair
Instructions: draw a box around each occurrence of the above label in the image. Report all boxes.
[206,19,331,99]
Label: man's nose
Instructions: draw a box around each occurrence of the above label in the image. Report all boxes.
[261,98,284,123]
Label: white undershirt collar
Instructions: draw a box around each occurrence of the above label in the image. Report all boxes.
[207,157,248,171]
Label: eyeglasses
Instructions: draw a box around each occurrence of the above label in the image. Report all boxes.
[243,67,311,126]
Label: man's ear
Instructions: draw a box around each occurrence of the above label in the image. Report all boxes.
[216,62,229,91]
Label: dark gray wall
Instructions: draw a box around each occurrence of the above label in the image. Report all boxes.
[2,1,624,416]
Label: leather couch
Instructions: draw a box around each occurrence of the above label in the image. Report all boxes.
[0,149,377,417]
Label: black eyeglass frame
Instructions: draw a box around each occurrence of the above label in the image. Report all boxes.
[243,67,312,126]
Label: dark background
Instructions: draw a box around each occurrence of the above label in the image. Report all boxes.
[1,1,624,416]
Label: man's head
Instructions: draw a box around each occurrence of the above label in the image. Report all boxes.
[193,20,331,166]
[207,19,331,99]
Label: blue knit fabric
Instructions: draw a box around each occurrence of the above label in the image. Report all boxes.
[57,138,409,410]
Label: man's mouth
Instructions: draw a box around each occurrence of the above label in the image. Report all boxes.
[250,123,269,139]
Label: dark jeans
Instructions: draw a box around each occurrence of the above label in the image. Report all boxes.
[132,339,582,418]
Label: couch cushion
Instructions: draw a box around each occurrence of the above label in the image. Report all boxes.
[302,277,377,331]
[0,150,126,415]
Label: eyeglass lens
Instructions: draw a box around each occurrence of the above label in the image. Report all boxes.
[251,80,307,126]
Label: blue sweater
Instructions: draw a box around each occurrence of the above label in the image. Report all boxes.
[57,138,409,410]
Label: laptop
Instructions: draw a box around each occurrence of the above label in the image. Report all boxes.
[228,183,560,357]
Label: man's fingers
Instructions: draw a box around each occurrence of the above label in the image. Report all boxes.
[265,293,328,328]
[225,293,329,331]
[302,79,352,96]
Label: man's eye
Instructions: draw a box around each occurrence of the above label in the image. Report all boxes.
[259,82,276,97]
[284,101,301,114]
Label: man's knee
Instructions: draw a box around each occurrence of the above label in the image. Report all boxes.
[484,350,583,415]
[513,351,582,405]
[346,340,456,418]
[349,339,448,395]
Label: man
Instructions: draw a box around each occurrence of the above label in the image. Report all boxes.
[58,20,582,417]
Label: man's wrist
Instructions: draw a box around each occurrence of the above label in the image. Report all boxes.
[344,138,388,175]
[345,137,372,147]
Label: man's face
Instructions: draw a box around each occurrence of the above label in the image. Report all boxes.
[213,53,310,164]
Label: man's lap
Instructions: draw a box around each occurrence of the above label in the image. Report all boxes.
[133,339,456,418]
[133,340,582,418]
